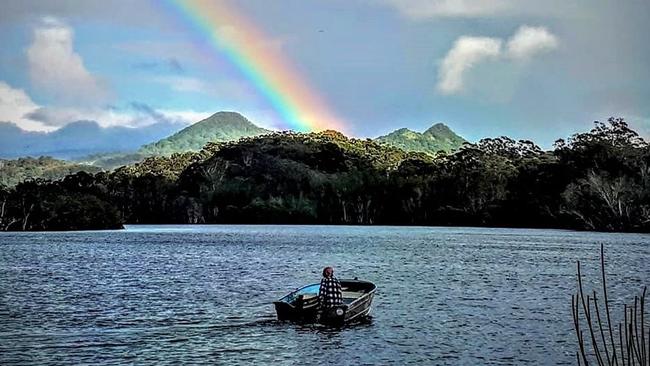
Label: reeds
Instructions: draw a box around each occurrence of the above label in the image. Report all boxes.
[572,243,648,365]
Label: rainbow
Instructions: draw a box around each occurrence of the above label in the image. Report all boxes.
[162,0,345,132]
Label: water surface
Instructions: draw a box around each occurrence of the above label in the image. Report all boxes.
[1,225,648,365]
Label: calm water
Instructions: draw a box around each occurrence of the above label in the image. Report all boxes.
[0,226,648,365]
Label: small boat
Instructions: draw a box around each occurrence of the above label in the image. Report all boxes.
[273,279,376,325]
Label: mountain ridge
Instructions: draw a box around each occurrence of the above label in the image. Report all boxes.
[138,111,272,156]
[0,120,182,159]
[375,122,467,155]
[1,112,469,184]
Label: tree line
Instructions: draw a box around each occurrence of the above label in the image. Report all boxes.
[1,118,648,232]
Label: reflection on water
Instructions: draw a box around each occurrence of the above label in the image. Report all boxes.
[0,225,648,365]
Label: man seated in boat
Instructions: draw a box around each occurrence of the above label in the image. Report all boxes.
[318,266,342,309]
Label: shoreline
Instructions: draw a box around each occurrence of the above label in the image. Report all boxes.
[3,223,650,235]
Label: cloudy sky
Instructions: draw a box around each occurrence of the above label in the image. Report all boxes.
[0,0,648,147]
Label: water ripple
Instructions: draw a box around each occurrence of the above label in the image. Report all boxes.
[1,225,648,365]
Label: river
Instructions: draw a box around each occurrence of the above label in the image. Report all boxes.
[1,225,648,365]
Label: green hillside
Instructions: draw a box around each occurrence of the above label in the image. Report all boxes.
[139,111,271,156]
[0,157,101,187]
[375,123,466,155]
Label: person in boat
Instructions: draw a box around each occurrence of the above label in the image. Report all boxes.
[318,266,342,309]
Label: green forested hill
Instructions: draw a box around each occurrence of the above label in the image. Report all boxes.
[1,118,649,232]
[0,157,101,187]
[375,123,467,154]
[1,116,461,187]
[139,111,271,156]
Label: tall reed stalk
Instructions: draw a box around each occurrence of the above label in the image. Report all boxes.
[572,244,648,365]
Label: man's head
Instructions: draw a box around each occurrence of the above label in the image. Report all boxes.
[322,266,334,278]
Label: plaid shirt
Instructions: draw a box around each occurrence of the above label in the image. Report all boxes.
[319,276,342,308]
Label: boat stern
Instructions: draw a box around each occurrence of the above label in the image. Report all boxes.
[319,305,348,326]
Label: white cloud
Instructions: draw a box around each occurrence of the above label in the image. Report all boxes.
[437,26,558,95]
[27,17,109,105]
[506,26,558,61]
[26,106,210,129]
[0,81,54,131]
[382,0,591,19]
[25,107,131,128]
[437,36,502,95]
[0,80,212,131]
[383,0,514,19]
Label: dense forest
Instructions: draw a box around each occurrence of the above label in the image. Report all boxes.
[0,157,102,187]
[1,118,648,232]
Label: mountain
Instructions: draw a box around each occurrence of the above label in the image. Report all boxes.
[0,156,102,187]
[2,112,465,185]
[139,111,271,156]
[0,120,182,159]
[375,123,467,155]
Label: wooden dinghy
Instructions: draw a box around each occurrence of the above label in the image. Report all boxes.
[273,279,376,325]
